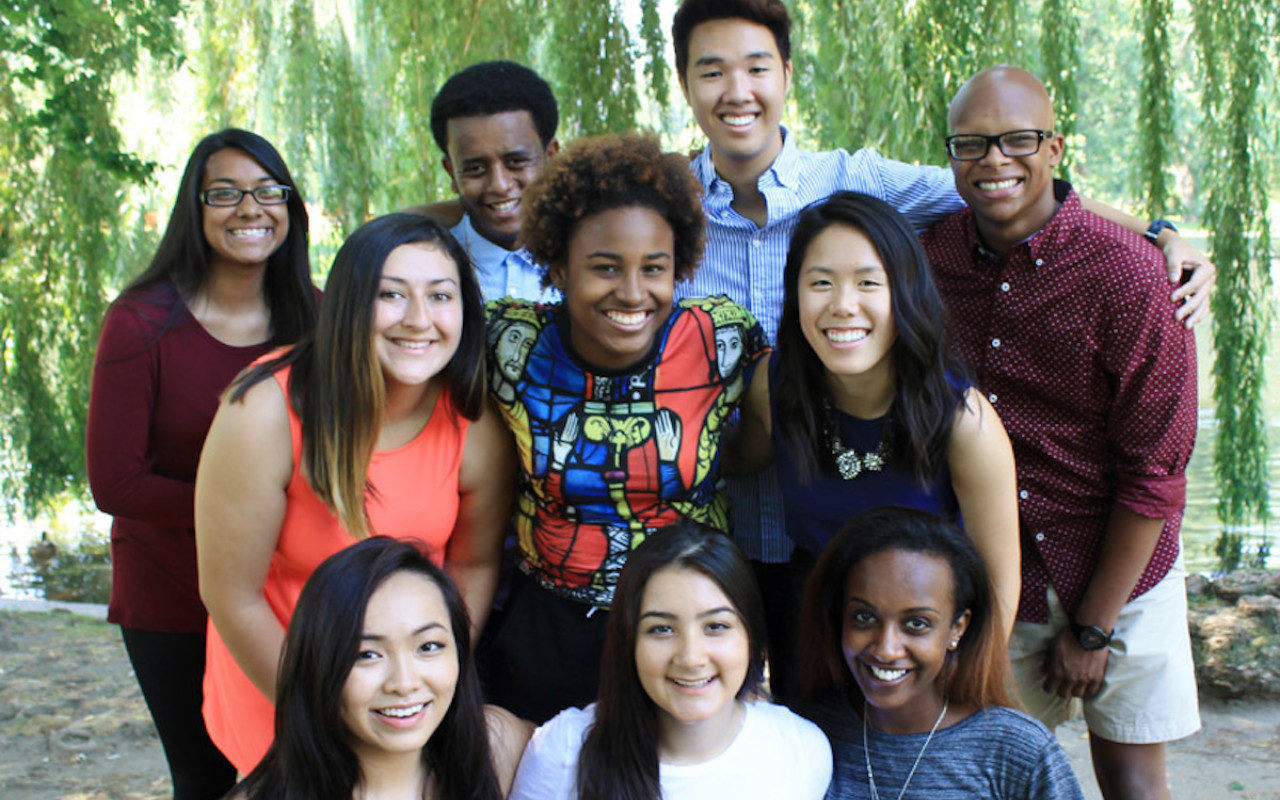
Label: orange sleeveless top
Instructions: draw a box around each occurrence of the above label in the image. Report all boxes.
[203,365,468,773]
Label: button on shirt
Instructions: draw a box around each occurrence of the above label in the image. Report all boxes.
[451,213,559,304]
[921,181,1197,624]
[676,128,964,562]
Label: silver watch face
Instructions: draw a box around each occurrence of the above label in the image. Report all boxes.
[1078,626,1109,650]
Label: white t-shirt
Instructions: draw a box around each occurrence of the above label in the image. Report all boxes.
[510,699,832,800]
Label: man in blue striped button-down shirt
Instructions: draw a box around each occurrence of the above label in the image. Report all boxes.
[667,0,1213,698]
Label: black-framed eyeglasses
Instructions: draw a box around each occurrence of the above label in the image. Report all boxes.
[200,185,293,207]
[945,129,1054,161]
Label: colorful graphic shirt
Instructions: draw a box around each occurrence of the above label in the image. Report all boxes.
[488,296,768,607]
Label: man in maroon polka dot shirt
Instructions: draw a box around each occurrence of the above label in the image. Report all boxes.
[921,66,1199,800]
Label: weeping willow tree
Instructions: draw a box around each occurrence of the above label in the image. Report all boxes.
[0,0,182,517]
[791,0,913,156]
[1193,0,1276,570]
[0,0,641,519]
[793,0,1025,164]
[181,0,640,240]
[640,0,672,114]
[1040,0,1081,179]
[0,1,1276,538]
[1136,0,1175,219]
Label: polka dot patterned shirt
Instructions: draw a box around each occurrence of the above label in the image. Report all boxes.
[921,181,1198,624]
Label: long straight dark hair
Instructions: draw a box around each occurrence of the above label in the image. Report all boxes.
[773,191,966,486]
[230,213,487,537]
[236,537,502,800]
[120,128,316,345]
[577,521,768,800]
[796,507,1011,711]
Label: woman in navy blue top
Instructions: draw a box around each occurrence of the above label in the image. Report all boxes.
[730,193,1019,693]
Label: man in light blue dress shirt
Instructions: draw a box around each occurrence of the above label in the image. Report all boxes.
[429,61,561,303]
[669,3,961,695]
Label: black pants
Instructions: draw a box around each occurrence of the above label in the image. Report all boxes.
[477,570,611,725]
[753,552,817,702]
[120,628,236,800]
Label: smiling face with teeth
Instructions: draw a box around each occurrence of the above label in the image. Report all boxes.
[842,548,971,735]
[340,570,459,765]
[635,565,751,749]
[200,148,290,273]
[549,205,676,372]
[797,224,897,411]
[681,17,792,189]
[443,110,557,249]
[373,243,464,395]
[946,67,1064,258]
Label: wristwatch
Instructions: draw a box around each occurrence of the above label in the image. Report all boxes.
[1144,218,1178,244]
[1069,619,1113,651]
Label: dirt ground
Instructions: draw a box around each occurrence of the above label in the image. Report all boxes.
[1,606,1277,800]
[0,608,170,800]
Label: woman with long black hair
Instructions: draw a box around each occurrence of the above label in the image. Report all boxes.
[87,129,316,799]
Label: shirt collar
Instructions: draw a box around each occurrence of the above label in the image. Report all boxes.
[1025,179,1080,261]
[961,179,1079,266]
[692,125,799,194]
[456,212,531,266]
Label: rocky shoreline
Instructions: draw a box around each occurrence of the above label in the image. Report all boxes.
[1187,569,1280,700]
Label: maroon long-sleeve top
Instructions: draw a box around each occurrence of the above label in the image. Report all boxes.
[86,282,272,631]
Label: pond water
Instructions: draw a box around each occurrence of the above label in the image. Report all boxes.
[1179,318,1279,572]
[1,507,112,603]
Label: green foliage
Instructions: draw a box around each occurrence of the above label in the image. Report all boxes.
[1137,0,1175,219]
[1192,0,1276,570]
[792,0,913,156]
[0,0,182,518]
[1040,0,1081,179]
[544,1,639,138]
[794,0,1024,164]
[640,0,670,112]
[184,0,642,235]
[0,0,1275,540]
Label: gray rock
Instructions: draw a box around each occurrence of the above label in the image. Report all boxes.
[1213,570,1280,603]
[1190,600,1280,698]
[49,726,100,756]
[1185,572,1212,598]
[1237,594,1280,621]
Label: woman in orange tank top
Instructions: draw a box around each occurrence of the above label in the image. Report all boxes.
[195,213,514,774]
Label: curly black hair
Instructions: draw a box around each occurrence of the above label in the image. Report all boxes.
[519,133,706,283]
[430,61,559,153]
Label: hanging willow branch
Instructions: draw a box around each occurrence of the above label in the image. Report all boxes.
[794,0,911,156]
[1040,0,1081,180]
[640,0,670,111]
[1137,0,1175,219]
[1192,0,1275,570]
[544,0,639,137]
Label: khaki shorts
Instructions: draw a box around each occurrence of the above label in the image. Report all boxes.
[1009,557,1201,744]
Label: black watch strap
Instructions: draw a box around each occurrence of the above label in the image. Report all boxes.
[1144,218,1178,244]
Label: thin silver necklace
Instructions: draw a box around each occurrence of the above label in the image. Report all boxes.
[863,699,949,800]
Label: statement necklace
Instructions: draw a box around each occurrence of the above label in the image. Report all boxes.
[824,402,887,480]
[862,699,949,800]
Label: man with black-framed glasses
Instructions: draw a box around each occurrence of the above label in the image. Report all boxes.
[922,65,1199,800]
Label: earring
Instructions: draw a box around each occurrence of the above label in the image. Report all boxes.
[948,639,959,650]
